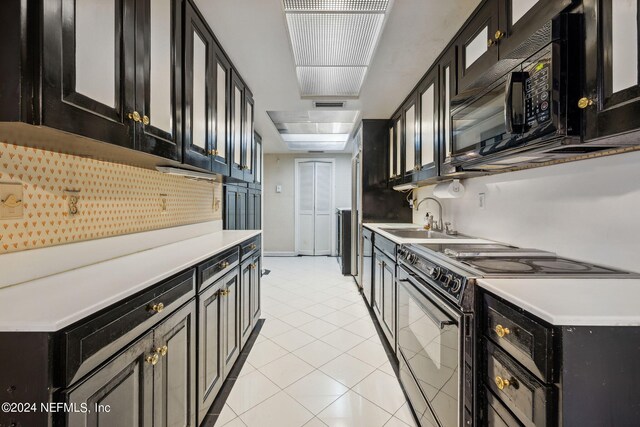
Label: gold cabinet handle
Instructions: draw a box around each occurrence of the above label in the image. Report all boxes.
[157,345,168,357]
[578,97,596,109]
[495,375,512,390]
[128,111,142,123]
[249,263,256,270]
[142,115,150,125]
[213,149,219,156]
[146,352,159,366]
[219,289,228,297]
[487,38,495,47]
[149,302,165,313]
[494,30,505,40]
[495,324,511,338]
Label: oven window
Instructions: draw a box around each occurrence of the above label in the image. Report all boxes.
[398,279,459,427]
[452,85,507,154]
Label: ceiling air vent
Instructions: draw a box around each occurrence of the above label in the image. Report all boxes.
[313,101,346,108]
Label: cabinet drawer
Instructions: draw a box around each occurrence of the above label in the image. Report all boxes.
[198,247,240,291]
[240,235,261,260]
[373,232,397,261]
[485,339,556,427]
[60,270,196,387]
[484,294,554,382]
[486,387,524,427]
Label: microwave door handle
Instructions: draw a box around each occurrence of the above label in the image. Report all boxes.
[400,277,456,329]
[505,72,515,134]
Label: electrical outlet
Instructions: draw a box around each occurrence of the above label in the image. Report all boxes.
[276,185,282,193]
[478,193,486,209]
[0,182,24,219]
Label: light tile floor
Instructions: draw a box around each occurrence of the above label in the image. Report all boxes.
[217,256,418,427]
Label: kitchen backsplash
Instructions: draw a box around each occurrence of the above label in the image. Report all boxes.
[0,142,222,253]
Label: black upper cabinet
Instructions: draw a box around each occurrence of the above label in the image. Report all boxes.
[135,0,183,161]
[212,48,232,175]
[457,0,500,92]
[416,65,440,181]
[254,132,263,188]
[583,0,640,142]
[401,94,419,180]
[458,0,575,92]
[439,46,457,174]
[243,90,256,182]
[389,113,403,186]
[41,0,137,149]
[230,73,245,180]
[183,1,213,170]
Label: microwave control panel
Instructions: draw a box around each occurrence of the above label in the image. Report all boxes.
[524,62,551,127]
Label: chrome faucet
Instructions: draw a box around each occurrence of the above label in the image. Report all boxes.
[416,197,444,232]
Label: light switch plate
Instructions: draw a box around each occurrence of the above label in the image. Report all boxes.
[0,182,24,219]
[276,185,282,193]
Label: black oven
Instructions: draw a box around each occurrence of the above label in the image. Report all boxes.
[448,14,585,170]
[397,265,475,427]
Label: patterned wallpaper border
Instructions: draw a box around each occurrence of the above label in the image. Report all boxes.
[0,142,222,253]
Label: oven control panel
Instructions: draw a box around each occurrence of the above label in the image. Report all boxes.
[398,246,467,303]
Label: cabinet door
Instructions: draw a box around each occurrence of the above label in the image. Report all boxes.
[236,189,248,231]
[183,2,212,170]
[381,260,396,350]
[246,192,255,230]
[457,0,500,92]
[389,114,403,185]
[402,95,419,179]
[251,254,262,324]
[225,187,237,230]
[255,133,263,185]
[153,301,197,427]
[440,47,458,171]
[372,251,384,323]
[64,332,154,427]
[243,91,256,182]
[239,258,253,349]
[584,0,640,141]
[254,193,262,230]
[135,0,182,161]
[42,0,136,148]
[497,0,575,58]
[230,73,245,180]
[212,48,232,175]
[417,66,439,181]
[197,281,223,424]
[221,270,240,376]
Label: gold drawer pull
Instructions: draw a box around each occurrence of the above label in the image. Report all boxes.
[495,375,511,390]
[157,345,168,357]
[250,243,257,250]
[146,352,159,366]
[495,324,511,338]
[149,302,165,313]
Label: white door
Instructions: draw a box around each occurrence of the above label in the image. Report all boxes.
[296,160,333,256]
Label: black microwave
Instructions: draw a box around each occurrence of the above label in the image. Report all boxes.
[448,14,587,171]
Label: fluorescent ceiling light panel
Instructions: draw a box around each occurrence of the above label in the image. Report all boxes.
[286,141,348,151]
[283,0,391,96]
[283,0,389,12]
[297,66,367,96]
[281,133,350,142]
[286,13,384,66]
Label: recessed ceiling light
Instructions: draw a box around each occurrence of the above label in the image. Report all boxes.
[281,133,350,142]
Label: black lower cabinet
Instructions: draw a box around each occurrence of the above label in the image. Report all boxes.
[0,236,261,427]
[63,300,197,427]
[225,184,261,230]
[372,245,396,352]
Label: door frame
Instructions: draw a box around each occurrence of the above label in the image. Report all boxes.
[293,158,336,257]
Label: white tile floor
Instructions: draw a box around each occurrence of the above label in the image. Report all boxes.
[217,256,417,427]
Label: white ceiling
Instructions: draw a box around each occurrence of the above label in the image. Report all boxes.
[195,0,481,153]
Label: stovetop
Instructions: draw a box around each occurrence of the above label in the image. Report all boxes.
[398,242,639,307]
[412,243,638,278]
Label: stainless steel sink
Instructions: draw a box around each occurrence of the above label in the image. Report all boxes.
[379,228,467,239]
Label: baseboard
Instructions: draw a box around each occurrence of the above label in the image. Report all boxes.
[263,251,297,257]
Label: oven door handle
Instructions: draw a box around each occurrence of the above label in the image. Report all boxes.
[399,278,456,329]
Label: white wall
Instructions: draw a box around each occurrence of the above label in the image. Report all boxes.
[413,151,640,272]
[263,153,352,255]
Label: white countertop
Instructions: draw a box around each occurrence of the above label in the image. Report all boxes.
[0,229,260,332]
[478,277,640,326]
[363,223,495,245]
